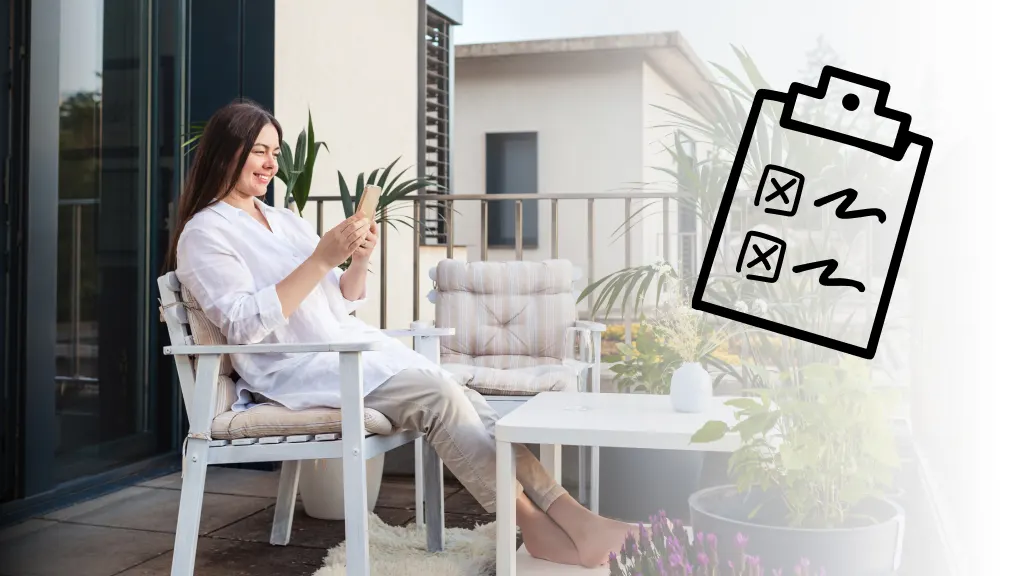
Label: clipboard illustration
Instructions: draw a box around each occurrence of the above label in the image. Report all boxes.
[691,66,932,359]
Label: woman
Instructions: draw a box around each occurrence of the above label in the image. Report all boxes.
[167,100,632,568]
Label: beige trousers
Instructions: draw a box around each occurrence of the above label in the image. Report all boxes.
[364,368,567,514]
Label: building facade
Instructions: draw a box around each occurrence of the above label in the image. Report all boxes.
[452,32,714,290]
[0,0,461,518]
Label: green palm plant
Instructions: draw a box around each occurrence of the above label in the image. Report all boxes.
[337,156,441,232]
[279,111,327,215]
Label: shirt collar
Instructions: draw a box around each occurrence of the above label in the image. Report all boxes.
[207,198,272,221]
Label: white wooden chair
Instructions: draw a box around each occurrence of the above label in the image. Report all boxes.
[424,259,604,511]
[157,271,450,576]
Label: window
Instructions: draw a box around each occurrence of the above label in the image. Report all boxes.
[486,132,539,248]
[419,5,452,245]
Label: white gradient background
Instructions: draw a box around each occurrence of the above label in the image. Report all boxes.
[457,1,1021,572]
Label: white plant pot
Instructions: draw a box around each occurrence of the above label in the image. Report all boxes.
[670,362,713,413]
[298,455,385,520]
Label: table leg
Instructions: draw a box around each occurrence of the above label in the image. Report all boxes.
[497,440,516,575]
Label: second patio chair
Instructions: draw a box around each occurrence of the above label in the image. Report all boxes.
[426,259,604,511]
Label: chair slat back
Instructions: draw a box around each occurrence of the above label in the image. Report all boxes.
[158,271,199,423]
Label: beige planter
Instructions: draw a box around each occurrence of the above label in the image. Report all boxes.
[298,455,386,520]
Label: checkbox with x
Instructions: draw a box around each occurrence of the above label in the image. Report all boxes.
[736,230,787,283]
[754,164,804,217]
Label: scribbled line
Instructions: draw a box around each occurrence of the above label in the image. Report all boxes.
[813,188,887,223]
[791,259,865,292]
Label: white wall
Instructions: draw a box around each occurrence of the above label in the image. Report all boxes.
[641,60,686,273]
[453,50,645,315]
[275,0,420,330]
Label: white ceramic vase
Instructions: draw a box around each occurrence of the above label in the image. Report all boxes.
[669,362,713,413]
[298,454,385,520]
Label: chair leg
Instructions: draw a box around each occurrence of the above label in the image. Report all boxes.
[415,437,425,527]
[270,460,301,546]
[540,444,562,484]
[423,438,445,552]
[170,441,211,576]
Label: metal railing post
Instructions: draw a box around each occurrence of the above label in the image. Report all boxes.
[587,198,595,314]
[413,199,421,321]
[515,200,524,261]
[551,199,558,259]
[446,199,454,259]
[380,203,388,327]
[624,197,632,348]
[480,201,489,262]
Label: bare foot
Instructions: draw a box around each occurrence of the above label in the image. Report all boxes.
[517,495,580,565]
[573,517,636,568]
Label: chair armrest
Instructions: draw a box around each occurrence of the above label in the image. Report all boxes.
[382,327,455,338]
[164,341,384,356]
[575,320,607,332]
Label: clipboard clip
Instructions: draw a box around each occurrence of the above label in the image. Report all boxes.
[779,66,915,161]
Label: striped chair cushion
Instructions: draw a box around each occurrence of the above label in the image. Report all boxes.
[434,259,579,395]
[178,284,394,437]
[210,402,395,440]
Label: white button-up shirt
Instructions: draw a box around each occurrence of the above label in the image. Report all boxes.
[175,199,448,411]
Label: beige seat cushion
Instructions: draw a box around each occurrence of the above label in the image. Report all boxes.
[443,363,577,396]
[179,284,394,438]
[210,402,395,440]
[435,260,579,394]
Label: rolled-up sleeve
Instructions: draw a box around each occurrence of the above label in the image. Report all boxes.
[177,226,288,344]
[332,267,369,314]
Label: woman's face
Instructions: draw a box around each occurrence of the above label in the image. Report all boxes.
[233,122,280,198]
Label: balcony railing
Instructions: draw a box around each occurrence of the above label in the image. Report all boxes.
[300,192,697,341]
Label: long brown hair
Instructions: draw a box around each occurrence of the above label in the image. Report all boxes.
[164,99,283,272]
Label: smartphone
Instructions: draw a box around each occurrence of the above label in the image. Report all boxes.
[355,185,382,221]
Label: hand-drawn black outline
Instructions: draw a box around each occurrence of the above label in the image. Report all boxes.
[754,164,804,217]
[792,259,866,293]
[735,231,786,284]
[814,188,887,223]
[691,65,933,360]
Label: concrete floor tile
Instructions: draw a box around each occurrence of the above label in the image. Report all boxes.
[208,502,415,550]
[117,537,325,576]
[139,467,281,499]
[0,519,58,545]
[0,522,173,576]
[373,476,460,510]
[45,486,272,535]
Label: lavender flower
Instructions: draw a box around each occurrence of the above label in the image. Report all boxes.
[697,552,709,566]
[735,532,749,550]
[707,533,717,551]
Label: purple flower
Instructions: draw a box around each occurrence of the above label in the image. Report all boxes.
[697,552,709,566]
[685,563,693,575]
[707,533,717,550]
[747,555,761,569]
[735,532,749,550]
[695,532,704,546]
[669,553,684,567]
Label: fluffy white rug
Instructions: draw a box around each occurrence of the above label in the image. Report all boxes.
[313,514,501,576]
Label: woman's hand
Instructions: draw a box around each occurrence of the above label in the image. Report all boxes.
[312,215,369,269]
[351,220,378,265]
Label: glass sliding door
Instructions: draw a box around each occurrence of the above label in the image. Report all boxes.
[53,0,156,482]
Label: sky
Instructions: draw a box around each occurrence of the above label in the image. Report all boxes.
[452,0,943,135]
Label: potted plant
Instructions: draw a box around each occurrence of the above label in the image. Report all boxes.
[688,359,905,575]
